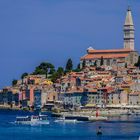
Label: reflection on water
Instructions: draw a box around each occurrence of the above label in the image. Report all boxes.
[0,110,140,140]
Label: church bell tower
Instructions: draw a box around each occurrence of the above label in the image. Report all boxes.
[124,7,135,50]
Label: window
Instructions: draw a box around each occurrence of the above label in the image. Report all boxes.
[53,96,55,100]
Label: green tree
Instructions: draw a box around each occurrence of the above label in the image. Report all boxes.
[12,79,18,86]
[125,63,127,68]
[77,63,80,69]
[73,63,81,72]
[51,72,60,82]
[134,56,140,68]
[82,59,86,69]
[49,68,55,75]
[57,67,64,75]
[33,62,55,77]
[21,72,28,79]
[49,67,64,82]
[100,56,104,66]
[65,58,73,72]
[94,60,97,67]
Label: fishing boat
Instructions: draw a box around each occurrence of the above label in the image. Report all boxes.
[15,114,49,125]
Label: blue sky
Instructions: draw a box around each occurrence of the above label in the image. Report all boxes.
[0,0,140,88]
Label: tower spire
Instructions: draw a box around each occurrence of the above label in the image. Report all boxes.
[124,7,135,50]
[124,6,134,26]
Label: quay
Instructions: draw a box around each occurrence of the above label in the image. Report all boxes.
[52,107,140,121]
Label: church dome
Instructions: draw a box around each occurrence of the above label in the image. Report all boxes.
[87,46,94,51]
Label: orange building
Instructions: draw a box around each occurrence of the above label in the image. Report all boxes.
[29,87,34,106]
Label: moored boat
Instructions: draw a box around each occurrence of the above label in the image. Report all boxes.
[88,116,108,121]
[15,114,49,125]
[54,116,77,123]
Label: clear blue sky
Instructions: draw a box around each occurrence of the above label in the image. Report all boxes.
[0,0,140,88]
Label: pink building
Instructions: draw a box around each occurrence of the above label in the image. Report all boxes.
[29,87,34,106]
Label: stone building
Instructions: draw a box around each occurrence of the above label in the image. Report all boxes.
[80,8,139,68]
[128,92,140,105]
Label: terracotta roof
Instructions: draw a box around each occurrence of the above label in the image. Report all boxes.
[81,53,129,60]
[87,48,132,54]
[129,92,140,95]
[87,89,97,92]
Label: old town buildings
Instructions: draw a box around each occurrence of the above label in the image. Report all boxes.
[0,8,139,110]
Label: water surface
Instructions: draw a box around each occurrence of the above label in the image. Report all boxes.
[0,110,140,140]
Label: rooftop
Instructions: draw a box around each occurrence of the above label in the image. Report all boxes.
[87,48,133,54]
[81,53,129,60]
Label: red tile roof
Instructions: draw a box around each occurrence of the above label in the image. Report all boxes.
[87,48,132,53]
[81,53,129,60]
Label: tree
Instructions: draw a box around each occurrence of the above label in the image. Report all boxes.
[125,63,127,68]
[21,72,28,79]
[57,67,64,75]
[51,72,60,82]
[94,60,97,67]
[134,56,140,68]
[82,59,86,69]
[73,63,82,72]
[100,56,104,66]
[12,79,17,86]
[50,67,64,82]
[49,68,55,75]
[65,58,73,72]
[77,63,80,69]
[33,62,55,77]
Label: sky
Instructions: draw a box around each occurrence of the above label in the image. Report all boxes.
[0,0,140,88]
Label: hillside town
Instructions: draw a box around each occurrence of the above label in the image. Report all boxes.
[0,8,140,113]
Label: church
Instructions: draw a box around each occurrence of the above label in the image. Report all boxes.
[80,8,139,67]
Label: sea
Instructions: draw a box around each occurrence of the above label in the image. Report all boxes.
[0,110,140,140]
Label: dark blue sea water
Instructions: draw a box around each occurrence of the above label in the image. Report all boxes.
[0,110,140,140]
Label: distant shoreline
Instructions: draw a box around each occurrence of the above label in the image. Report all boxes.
[0,105,21,110]
[1,105,140,118]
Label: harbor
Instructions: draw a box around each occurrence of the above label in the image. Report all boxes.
[0,0,140,139]
[11,106,140,125]
[1,109,140,140]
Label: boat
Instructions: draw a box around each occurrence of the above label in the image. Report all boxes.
[88,116,108,121]
[54,116,77,123]
[120,110,134,115]
[15,114,49,125]
[97,126,102,135]
[65,116,89,121]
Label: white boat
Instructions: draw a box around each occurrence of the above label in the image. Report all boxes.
[54,116,77,123]
[88,116,108,121]
[15,114,49,125]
